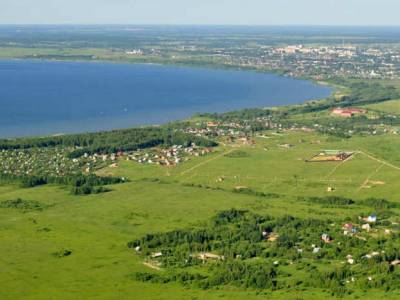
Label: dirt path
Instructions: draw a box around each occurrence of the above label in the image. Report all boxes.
[179,149,234,176]
[324,152,358,180]
[356,163,385,193]
[359,150,400,171]
[143,262,161,271]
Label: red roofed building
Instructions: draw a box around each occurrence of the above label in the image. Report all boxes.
[332,108,367,117]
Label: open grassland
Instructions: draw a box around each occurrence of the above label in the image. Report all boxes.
[2,130,400,299]
[365,99,400,115]
[363,80,400,114]
[100,131,400,200]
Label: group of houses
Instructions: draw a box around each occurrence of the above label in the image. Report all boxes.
[183,121,248,139]
[0,142,215,179]
[261,213,400,269]
[126,144,212,167]
[183,118,279,143]
[0,147,89,177]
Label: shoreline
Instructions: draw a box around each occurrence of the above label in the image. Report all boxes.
[0,58,335,140]
[0,55,335,89]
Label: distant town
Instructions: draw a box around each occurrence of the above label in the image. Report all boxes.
[124,43,400,80]
[1,26,400,81]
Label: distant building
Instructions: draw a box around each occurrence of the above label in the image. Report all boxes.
[332,108,367,117]
[321,233,332,243]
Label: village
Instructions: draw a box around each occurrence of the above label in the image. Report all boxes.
[122,41,400,81]
[125,144,213,167]
[0,147,88,177]
[132,207,400,293]
[0,143,216,179]
[1,102,399,181]
[180,105,400,146]
[143,211,399,265]
[140,41,400,80]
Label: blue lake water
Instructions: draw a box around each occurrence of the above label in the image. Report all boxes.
[0,60,331,138]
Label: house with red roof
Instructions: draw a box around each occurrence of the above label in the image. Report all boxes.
[332,107,367,117]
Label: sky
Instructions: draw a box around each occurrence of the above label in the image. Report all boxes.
[0,0,399,26]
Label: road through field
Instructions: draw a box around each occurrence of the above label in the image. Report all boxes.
[357,163,385,193]
[179,149,235,177]
[359,150,400,171]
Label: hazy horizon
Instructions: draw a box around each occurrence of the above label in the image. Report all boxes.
[1,0,399,26]
[1,24,400,28]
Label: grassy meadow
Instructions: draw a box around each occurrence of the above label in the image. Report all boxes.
[2,130,400,299]
[365,99,400,115]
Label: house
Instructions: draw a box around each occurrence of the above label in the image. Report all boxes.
[279,143,294,149]
[367,214,377,223]
[313,247,321,254]
[391,259,400,266]
[342,223,354,230]
[361,214,377,223]
[268,233,279,242]
[321,233,332,243]
[216,176,225,183]
[198,252,222,261]
[151,252,163,258]
[332,107,367,117]
[362,223,371,232]
[342,223,357,235]
[206,122,220,128]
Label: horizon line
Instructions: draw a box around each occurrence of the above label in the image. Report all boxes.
[1,23,400,28]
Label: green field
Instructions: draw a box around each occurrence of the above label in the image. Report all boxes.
[3,24,400,299]
[2,129,400,299]
[365,99,400,115]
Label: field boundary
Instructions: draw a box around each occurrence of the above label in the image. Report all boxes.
[359,150,400,171]
[179,149,234,176]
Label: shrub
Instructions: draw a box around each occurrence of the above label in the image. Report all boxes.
[0,198,43,211]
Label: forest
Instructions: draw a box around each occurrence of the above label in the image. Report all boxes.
[0,127,217,156]
[200,81,399,123]
[130,208,400,297]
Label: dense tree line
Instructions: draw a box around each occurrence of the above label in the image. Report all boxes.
[199,82,399,124]
[0,172,125,189]
[71,185,111,195]
[197,108,274,122]
[299,196,399,210]
[299,196,355,207]
[361,198,400,209]
[288,81,400,114]
[0,127,217,157]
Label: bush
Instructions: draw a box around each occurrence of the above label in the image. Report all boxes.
[52,249,72,258]
[361,198,398,209]
[71,185,111,195]
[224,150,250,158]
[301,196,354,207]
[0,198,43,211]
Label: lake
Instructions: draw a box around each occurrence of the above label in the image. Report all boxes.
[0,60,331,138]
